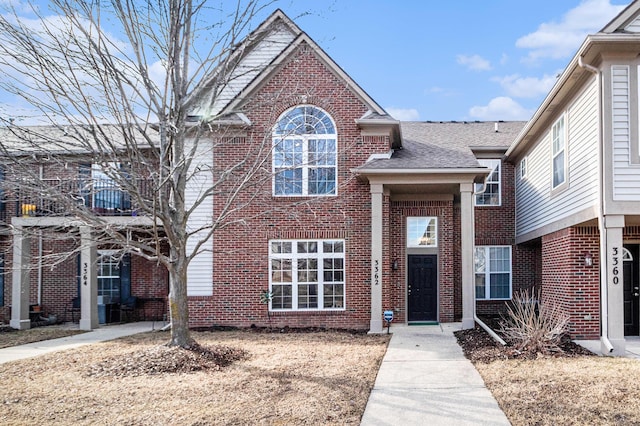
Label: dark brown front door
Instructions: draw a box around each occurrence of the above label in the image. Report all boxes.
[624,245,639,336]
[407,255,438,322]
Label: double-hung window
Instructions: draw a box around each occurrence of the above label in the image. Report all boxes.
[273,106,337,196]
[474,246,511,300]
[269,240,345,310]
[97,250,122,303]
[551,115,566,189]
[475,159,501,206]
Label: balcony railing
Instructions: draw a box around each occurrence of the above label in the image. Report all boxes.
[10,178,155,218]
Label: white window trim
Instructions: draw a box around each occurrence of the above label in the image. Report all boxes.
[475,245,512,301]
[268,239,346,312]
[272,106,338,197]
[520,156,528,180]
[551,114,568,191]
[474,159,501,206]
[406,216,438,248]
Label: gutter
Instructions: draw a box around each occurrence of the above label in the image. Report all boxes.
[578,55,614,354]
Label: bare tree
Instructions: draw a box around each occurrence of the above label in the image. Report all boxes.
[0,0,281,347]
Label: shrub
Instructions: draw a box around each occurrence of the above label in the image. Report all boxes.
[500,289,570,354]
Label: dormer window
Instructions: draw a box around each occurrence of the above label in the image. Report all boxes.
[272,106,337,196]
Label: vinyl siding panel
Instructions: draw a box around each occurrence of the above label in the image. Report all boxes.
[516,78,599,238]
[185,139,214,296]
[193,25,296,117]
[611,65,640,200]
[625,17,640,33]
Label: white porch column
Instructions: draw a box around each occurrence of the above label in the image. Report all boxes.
[79,226,99,330]
[602,215,625,354]
[460,183,475,329]
[369,184,384,333]
[10,226,31,330]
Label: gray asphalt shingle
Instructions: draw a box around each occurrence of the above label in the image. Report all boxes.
[359,121,526,170]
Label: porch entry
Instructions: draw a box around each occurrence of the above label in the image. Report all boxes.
[407,254,437,322]
[624,244,639,336]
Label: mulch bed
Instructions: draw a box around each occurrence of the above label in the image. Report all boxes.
[454,323,595,363]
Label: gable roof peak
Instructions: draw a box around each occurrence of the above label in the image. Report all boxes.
[600,0,640,33]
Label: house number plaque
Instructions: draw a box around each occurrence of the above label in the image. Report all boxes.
[373,259,380,286]
[82,262,88,286]
[611,247,620,285]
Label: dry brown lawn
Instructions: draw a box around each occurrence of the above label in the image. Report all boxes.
[457,327,640,425]
[477,357,640,425]
[0,330,389,425]
[0,325,85,349]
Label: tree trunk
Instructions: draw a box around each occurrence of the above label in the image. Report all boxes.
[167,252,193,347]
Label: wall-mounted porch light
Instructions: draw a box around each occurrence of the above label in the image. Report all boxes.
[583,252,593,267]
[392,259,399,271]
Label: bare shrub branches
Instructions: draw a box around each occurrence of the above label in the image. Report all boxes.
[500,289,570,354]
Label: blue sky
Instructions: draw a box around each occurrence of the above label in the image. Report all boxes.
[274,0,631,122]
[0,0,632,124]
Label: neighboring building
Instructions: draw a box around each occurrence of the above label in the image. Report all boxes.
[4,3,640,355]
[506,1,640,354]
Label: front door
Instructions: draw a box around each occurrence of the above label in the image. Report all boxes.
[624,245,639,336]
[407,255,437,322]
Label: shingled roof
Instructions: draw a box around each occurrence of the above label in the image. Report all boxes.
[359,121,526,171]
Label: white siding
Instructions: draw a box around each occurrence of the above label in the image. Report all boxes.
[185,139,214,296]
[516,78,599,238]
[193,25,296,118]
[625,16,640,32]
[611,65,640,200]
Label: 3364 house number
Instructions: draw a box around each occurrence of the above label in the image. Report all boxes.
[373,259,380,286]
[611,247,620,285]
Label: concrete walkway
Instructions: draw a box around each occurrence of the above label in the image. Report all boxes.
[360,323,510,426]
[0,322,157,364]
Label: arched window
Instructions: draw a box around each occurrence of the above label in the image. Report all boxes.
[272,106,337,196]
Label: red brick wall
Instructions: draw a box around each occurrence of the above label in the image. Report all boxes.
[387,199,455,323]
[475,160,539,317]
[541,226,600,339]
[197,42,389,329]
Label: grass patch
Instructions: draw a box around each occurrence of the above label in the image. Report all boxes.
[0,329,389,425]
[476,357,640,425]
[0,325,85,349]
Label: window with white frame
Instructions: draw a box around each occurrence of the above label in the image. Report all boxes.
[272,106,337,196]
[474,246,512,300]
[407,217,437,247]
[97,250,121,303]
[475,159,501,206]
[269,240,345,310]
[551,115,566,189]
[520,157,527,180]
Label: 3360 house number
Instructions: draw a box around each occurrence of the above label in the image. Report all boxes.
[612,247,620,285]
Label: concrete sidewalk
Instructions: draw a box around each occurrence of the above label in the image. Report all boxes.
[0,322,158,364]
[360,323,510,426]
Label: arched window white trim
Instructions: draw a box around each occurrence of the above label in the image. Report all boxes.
[272,105,337,196]
[623,247,633,262]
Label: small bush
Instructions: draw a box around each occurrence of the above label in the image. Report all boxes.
[500,289,570,354]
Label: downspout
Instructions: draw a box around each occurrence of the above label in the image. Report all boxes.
[579,55,614,353]
[472,180,507,346]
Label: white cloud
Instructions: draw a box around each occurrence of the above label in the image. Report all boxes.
[469,97,533,121]
[516,0,626,62]
[492,73,559,98]
[386,107,420,121]
[456,54,492,71]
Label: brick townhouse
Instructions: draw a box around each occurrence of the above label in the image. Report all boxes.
[5,2,640,355]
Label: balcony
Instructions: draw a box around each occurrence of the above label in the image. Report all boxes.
[9,178,155,218]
